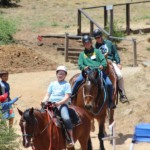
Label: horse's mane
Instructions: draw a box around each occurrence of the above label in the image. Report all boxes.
[87,69,100,86]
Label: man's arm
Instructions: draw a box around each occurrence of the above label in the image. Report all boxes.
[96,49,107,70]
[78,52,86,70]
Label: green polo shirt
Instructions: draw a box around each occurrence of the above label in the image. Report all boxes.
[78,48,107,70]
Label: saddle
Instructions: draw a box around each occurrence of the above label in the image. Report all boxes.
[42,102,81,128]
[41,102,81,145]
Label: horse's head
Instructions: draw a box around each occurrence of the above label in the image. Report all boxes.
[18,108,37,148]
[82,68,102,112]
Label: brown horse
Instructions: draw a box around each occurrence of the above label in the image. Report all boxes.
[18,105,91,150]
[70,68,109,150]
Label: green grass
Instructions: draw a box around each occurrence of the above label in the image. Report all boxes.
[0,17,17,45]
[147,47,150,51]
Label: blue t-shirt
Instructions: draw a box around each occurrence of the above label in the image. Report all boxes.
[47,81,71,103]
[0,97,18,119]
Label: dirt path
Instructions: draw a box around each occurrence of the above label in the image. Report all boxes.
[9,66,150,150]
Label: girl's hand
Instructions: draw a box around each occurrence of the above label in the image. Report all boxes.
[99,65,103,70]
[54,102,61,107]
[18,95,22,99]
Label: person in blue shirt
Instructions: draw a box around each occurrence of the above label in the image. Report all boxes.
[0,93,21,128]
[0,70,21,128]
[42,65,74,148]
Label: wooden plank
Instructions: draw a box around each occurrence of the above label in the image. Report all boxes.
[68,56,79,60]
[57,47,83,52]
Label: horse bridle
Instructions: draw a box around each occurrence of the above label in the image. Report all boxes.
[82,78,107,116]
[22,112,51,138]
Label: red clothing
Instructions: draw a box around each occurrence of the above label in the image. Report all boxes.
[0,93,8,103]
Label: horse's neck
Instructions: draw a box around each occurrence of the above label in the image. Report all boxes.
[32,111,50,150]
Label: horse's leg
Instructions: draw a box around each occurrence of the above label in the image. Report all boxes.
[98,119,105,150]
[109,109,115,145]
[109,109,114,125]
[78,136,90,150]
[87,136,93,150]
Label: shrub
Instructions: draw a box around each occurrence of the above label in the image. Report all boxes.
[0,17,17,45]
[105,21,125,43]
[0,111,20,150]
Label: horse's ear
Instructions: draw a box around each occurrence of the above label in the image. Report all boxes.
[29,107,34,116]
[17,108,23,116]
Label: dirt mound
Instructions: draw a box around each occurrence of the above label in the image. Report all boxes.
[0,44,57,73]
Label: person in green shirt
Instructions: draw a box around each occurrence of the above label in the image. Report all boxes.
[71,35,116,109]
[93,29,128,103]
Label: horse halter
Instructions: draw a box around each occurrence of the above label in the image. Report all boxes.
[22,111,51,138]
[82,71,107,115]
[21,117,38,138]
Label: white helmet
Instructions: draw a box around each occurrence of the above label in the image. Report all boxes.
[56,65,67,73]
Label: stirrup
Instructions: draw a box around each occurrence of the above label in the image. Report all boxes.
[120,95,129,103]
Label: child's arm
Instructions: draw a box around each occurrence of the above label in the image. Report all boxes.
[2,96,21,110]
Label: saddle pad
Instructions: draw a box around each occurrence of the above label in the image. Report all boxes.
[47,109,61,128]
[47,107,82,128]
[132,123,150,143]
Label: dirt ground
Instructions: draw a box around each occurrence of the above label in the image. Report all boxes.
[0,0,150,149]
[10,67,150,150]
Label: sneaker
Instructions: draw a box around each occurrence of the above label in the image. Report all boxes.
[109,102,116,109]
[67,142,74,148]
[120,95,128,103]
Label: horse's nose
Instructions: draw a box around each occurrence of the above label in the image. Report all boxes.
[85,104,92,110]
[23,141,31,148]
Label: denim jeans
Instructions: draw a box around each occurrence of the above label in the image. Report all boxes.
[58,104,73,130]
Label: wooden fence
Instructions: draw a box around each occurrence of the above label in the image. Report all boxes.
[77,0,150,35]
[64,33,137,67]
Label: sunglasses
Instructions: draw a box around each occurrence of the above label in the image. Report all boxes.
[95,36,102,39]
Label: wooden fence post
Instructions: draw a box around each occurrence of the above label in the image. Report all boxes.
[126,3,130,35]
[77,9,81,36]
[65,33,69,62]
[132,38,137,67]
[104,6,108,28]
[106,5,113,36]
[90,21,94,36]
[110,8,114,36]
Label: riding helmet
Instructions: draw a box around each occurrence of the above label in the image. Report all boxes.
[93,29,102,38]
[56,65,67,74]
[82,35,92,43]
